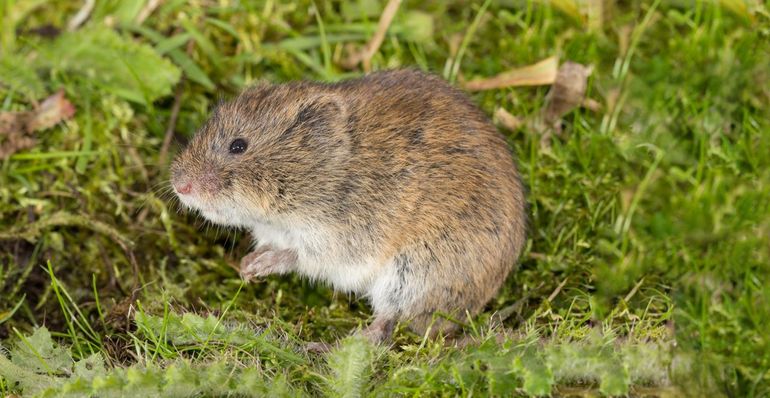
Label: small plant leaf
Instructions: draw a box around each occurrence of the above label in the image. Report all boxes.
[325,335,375,398]
[521,358,554,397]
[600,368,630,396]
[0,351,58,395]
[43,27,180,104]
[126,366,164,397]
[162,362,200,397]
[73,353,107,379]
[10,327,71,374]
[0,90,75,159]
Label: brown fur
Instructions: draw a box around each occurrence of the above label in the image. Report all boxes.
[171,69,527,341]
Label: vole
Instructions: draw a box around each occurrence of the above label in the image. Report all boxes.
[171,69,527,344]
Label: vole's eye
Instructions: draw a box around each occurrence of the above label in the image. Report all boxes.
[229,138,248,154]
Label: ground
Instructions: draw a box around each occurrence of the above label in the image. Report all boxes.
[0,0,769,396]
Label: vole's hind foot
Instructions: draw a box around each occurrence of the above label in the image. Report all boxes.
[239,246,298,281]
[360,316,395,344]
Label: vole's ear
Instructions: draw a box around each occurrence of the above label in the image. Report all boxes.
[295,93,348,129]
[282,94,350,151]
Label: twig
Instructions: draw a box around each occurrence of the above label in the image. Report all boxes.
[547,277,569,302]
[158,80,185,167]
[159,39,194,166]
[67,0,95,31]
[124,246,141,296]
[341,0,402,71]
[0,211,141,296]
[623,277,645,302]
[0,211,133,245]
[95,239,123,294]
[136,0,163,25]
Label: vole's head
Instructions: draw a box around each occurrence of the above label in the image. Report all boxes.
[171,83,350,227]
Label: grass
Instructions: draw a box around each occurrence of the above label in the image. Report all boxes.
[1,0,769,396]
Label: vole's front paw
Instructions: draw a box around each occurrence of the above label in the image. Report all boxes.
[239,246,297,282]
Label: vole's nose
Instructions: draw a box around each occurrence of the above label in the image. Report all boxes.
[176,182,192,195]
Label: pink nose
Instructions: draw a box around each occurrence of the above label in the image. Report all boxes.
[176,182,192,195]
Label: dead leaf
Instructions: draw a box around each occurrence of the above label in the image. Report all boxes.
[28,90,76,131]
[341,0,402,71]
[543,61,593,126]
[0,135,36,159]
[463,56,559,91]
[0,89,75,159]
[0,111,37,159]
[494,107,523,131]
[0,112,31,135]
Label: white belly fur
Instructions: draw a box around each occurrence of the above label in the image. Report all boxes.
[249,220,383,294]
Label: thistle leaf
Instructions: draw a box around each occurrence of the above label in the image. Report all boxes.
[42,27,180,105]
[325,335,374,398]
